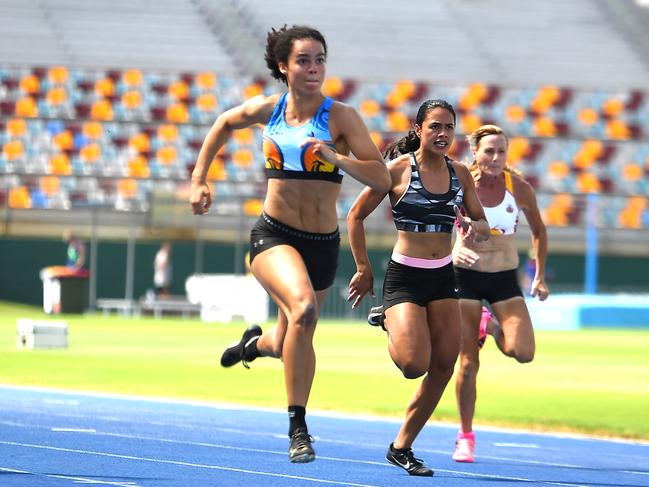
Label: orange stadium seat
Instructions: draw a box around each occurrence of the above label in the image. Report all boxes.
[196,93,217,112]
[576,172,602,193]
[122,69,143,88]
[46,87,67,106]
[606,119,630,140]
[40,176,60,196]
[157,124,179,143]
[322,77,344,98]
[19,74,40,96]
[386,110,411,132]
[2,139,25,160]
[505,105,527,124]
[47,66,68,85]
[602,97,624,118]
[206,157,226,181]
[118,178,138,199]
[80,143,101,164]
[195,72,217,91]
[243,83,263,99]
[15,97,38,117]
[577,107,599,126]
[121,90,143,110]
[94,77,115,98]
[618,197,646,229]
[91,99,114,121]
[533,116,557,137]
[243,198,264,216]
[459,83,488,111]
[360,99,381,118]
[82,121,104,140]
[232,128,254,146]
[53,130,74,151]
[530,86,560,114]
[460,113,482,135]
[507,137,531,164]
[166,103,189,123]
[6,118,27,138]
[156,146,178,165]
[128,156,150,178]
[548,160,570,180]
[129,132,150,153]
[8,186,31,209]
[168,80,190,101]
[622,163,643,182]
[49,153,72,175]
[543,193,573,226]
[573,140,603,170]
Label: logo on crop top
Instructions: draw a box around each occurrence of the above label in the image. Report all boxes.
[300,141,338,173]
[506,204,514,213]
[263,136,284,170]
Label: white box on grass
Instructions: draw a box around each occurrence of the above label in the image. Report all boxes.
[16,318,68,350]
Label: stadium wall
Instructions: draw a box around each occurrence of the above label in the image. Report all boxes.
[2,237,649,308]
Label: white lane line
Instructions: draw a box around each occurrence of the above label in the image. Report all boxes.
[52,428,97,433]
[1,467,138,486]
[623,470,649,476]
[494,442,540,449]
[0,441,378,487]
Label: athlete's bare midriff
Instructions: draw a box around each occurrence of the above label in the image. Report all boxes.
[393,231,454,260]
[453,233,519,272]
[264,178,341,233]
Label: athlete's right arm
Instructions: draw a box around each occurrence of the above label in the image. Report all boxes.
[190,95,277,215]
[346,163,396,308]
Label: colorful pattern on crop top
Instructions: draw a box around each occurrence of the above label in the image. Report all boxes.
[391,152,464,233]
[483,171,519,235]
[262,93,342,183]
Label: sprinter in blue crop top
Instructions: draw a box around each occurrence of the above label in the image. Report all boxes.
[451,124,549,464]
[189,25,390,464]
[346,99,489,476]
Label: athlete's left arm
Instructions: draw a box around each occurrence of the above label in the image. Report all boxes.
[308,103,391,192]
[454,162,490,242]
[515,177,549,301]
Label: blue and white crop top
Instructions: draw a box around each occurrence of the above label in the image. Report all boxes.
[483,171,519,235]
[392,153,464,233]
[262,92,343,183]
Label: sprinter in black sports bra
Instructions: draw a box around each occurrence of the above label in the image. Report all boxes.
[347,99,489,476]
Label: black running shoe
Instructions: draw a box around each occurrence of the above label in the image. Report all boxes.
[386,442,433,476]
[220,324,262,368]
[289,427,315,463]
[368,305,386,331]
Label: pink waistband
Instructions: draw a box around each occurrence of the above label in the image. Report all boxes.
[391,251,452,269]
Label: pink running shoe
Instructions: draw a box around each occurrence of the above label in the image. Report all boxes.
[452,431,475,463]
[478,306,491,349]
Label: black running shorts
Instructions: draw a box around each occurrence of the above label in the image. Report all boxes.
[382,259,458,311]
[249,212,340,291]
[454,267,523,303]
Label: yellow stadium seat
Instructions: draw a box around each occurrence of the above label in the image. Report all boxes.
[9,186,31,209]
[459,83,487,111]
[508,137,530,164]
[122,69,143,88]
[206,157,226,181]
[322,77,343,98]
[2,140,25,160]
[19,75,40,95]
[80,143,101,163]
[576,172,601,193]
[82,121,104,140]
[118,178,138,198]
[53,130,74,151]
[577,108,599,126]
[387,111,411,132]
[602,98,624,117]
[94,78,115,98]
[505,105,526,123]
[243,198,264,216]
[47,66,68,85]
[196,72,217,91]
[166,103,189,123]
[6,118,27,138]
[618,197,646,229]
[157,124,179,143]
[156,146,178,165]
[369,131,383,148]
[128,156,150,178]
[168,80,189,101]
[360,99,381,118]
[232,149,253,167]
[129,133,150,153]
[533,116,557,137]
[622,164,643,182]
[460,113,482,135]
[243,83,263,99]
[548,160,569,179]
[15,97,38,117]
[91,99,114,121]
[196,93,217,112]
[606,119,630,140]
[40,176,60,196]
[573,140,603,170]
[121,90,142,109]
[233,128,254,145]
[49,153,71,175]
[47,87,67,106]
[530,86,559,114]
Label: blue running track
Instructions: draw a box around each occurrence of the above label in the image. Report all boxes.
[0,386,647,486]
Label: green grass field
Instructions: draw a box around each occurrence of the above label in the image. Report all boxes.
[1,301,648,440]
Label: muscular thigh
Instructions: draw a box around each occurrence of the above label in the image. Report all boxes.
[384,302,430,356]
[491,297,534,347]
[427,299,461,368]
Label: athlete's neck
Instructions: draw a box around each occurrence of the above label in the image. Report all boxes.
[285,91,325,125]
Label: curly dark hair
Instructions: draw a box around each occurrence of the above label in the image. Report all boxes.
[383,99,457,160]
[264,25,327,84]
